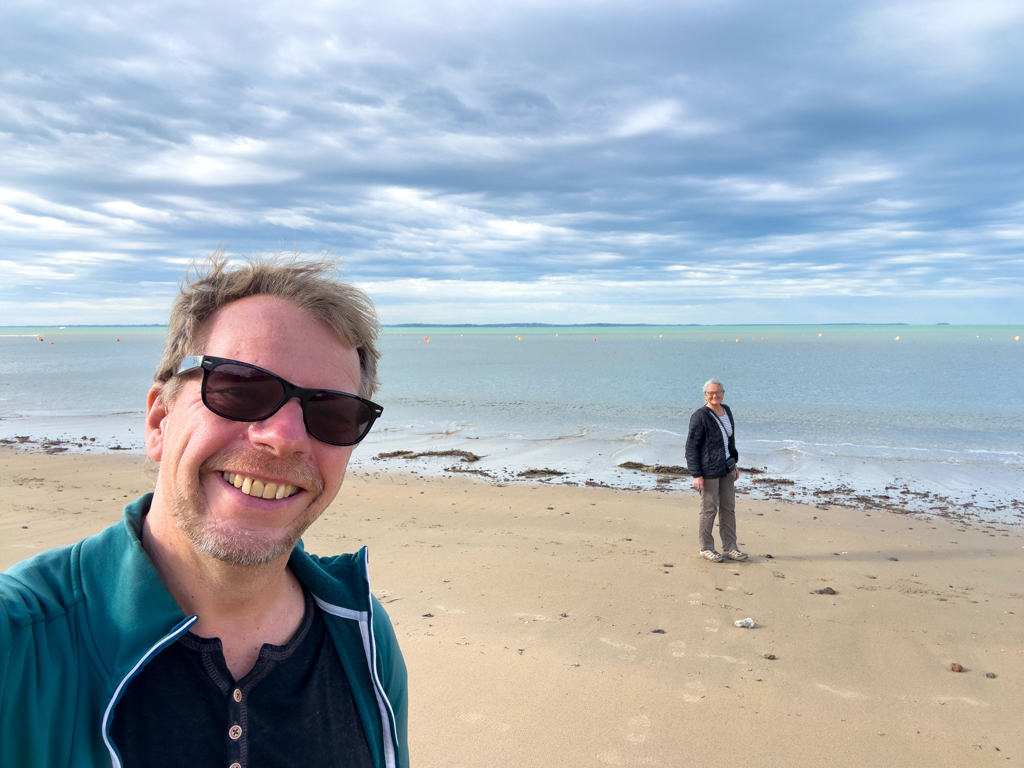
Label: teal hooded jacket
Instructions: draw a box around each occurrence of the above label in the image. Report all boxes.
[0,494,408,768]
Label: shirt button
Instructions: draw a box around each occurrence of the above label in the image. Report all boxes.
[233,689,242,703]
[229,725,242,740]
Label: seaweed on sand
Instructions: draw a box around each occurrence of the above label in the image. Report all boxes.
[517,468,567,478]
[374,449,482,463]
[617,462,689,476]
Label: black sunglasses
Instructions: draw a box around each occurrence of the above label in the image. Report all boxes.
[174,355,383,447]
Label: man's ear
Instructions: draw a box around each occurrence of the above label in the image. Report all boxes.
[145,384,168,462]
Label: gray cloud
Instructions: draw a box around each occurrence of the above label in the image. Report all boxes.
[0,0,1021,324]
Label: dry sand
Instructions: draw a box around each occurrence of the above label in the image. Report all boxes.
[2,446,1022,766]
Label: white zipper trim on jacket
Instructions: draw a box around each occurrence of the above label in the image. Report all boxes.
[362,556,400,768]
[101,614,199,768]
[314,594,399,768]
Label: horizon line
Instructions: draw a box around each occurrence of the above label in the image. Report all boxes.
[6,321,1020,329]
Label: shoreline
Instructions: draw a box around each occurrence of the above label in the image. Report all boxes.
[2,428,1021,529]
[2,447,1021,767]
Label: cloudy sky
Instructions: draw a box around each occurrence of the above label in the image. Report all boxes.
[1,0,1021,325]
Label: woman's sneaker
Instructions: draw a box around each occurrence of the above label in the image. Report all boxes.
[724,549,749,561]
[700,550,724,563]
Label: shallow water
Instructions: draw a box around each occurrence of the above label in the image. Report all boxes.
[2,324,1022,524]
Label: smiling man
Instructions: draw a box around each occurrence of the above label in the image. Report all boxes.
[0,257,408,768]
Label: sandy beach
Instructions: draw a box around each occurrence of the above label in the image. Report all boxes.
[2,446,1021,766]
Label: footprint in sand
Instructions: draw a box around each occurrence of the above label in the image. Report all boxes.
[458,712,511,732]
[700,653,740,664]
[704,618,720,633]
[434,605,465,614]
[600,638,638,651]
[595,752,657,766]
[815,684,869,700]
[600,637,638,660]
[683,681,706,703]
[626,714,650,743]
[669,640,686,658]
[936,696,989,707]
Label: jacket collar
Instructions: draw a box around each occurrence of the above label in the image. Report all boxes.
[119,494,371,614]
[79,494,372,674]
[77,494,189,679]
[289,541,372,615]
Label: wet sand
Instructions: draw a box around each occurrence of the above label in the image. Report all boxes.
[2,447,1021,766]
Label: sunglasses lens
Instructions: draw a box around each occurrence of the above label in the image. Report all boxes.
[199,359,378,445]
[305,391,375,445]
[205,363,285,420]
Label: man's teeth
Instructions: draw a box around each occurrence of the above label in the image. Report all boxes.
[222,472,299,499]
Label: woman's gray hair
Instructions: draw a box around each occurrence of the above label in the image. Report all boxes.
[703,378,724,394]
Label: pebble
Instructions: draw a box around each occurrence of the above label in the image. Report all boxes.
[735,618,756,629]
[813,587,837,595]
[763,654,777,660]
[949,663,964,673]
[986,672,997,679]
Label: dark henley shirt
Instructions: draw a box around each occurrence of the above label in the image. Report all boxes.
[111,588,374,768]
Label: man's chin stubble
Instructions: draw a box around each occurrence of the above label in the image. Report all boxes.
[170,453,326,568]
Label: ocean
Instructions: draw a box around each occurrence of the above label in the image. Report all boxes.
[1,324,1021,525]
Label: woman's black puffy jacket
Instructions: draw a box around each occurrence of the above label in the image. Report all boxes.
[685,404,738,479]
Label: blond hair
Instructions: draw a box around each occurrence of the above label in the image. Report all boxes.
[154,251,381,401]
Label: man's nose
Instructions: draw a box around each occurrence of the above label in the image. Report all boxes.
[247,397,312,455]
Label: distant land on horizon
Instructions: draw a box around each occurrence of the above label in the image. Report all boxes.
[14,322,1018,329]
[0,322,938,329]
[384,322,916,328]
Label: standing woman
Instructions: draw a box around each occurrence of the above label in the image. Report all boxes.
[685,379,747,563]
